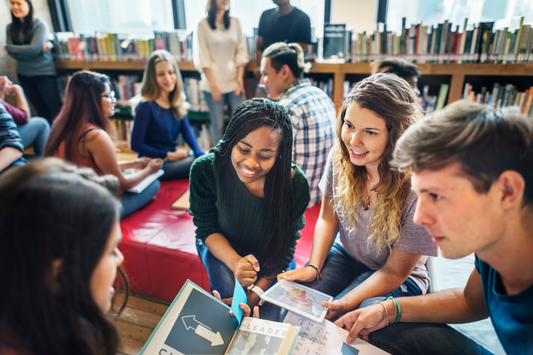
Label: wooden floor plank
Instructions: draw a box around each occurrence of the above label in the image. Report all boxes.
[114,293,168,355]
[118,336,146,355]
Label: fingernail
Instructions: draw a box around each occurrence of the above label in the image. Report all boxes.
[346,337,353,343]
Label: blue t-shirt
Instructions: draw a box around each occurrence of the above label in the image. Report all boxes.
[131,101,204,159]
[475,255,533,354]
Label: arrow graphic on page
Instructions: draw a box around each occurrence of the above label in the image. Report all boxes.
[182,315,224,346]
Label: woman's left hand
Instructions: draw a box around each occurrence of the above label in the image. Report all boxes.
[234,78,245,96]
[42,42,54,52]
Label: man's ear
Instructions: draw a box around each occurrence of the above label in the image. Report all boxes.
[281,64,292,81]
[45,259,63,293]
[497,170,525,210]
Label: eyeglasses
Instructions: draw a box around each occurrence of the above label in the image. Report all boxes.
[101,91,116,99]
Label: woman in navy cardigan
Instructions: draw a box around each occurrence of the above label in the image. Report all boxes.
[131,50,204,180]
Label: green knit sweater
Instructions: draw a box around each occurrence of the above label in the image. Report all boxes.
[189,152,310,268]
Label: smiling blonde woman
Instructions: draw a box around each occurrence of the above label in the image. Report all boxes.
[281,74,438,320]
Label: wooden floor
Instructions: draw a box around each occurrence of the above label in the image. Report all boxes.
[115,151,167,354]
[114,292,170,355]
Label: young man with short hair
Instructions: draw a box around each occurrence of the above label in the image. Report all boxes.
[261,42,336,207]
[333,101,533,354]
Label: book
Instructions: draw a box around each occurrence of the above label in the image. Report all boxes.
[284,311,390,355]
[127,169,164,193]
[323,24,347,62]
[140,280,300,355]
[172,189,190,210]
[435,84,449,111]
[261,279,333,323]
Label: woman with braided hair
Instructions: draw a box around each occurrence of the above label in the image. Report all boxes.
[190,98,310,320]
[280,74,437,321]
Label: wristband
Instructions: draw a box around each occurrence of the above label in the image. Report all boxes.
[373,300,389,326]
[387,296,402,324]
[248,284,265,306]
[306,264,322,280]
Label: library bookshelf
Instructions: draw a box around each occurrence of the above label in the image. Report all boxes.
[55,60,533,110]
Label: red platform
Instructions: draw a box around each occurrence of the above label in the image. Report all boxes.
[119,179,320,302]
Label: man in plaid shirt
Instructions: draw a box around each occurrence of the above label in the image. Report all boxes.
[260,42,336,207]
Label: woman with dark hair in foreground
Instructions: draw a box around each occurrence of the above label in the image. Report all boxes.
[0,158,126,355]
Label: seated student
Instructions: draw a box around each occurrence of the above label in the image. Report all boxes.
[0,76,50,157]
[0,159,255,355]
[131,50,204,180]
[0,158,126,355]
[370,58,421,97]
[189,98,310,320]
[0,101,25,174]
[333,101,533,355]
[44,71,163,219]
[280,74,437,318]
[260,42,336,207]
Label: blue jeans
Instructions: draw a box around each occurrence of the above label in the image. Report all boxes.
[160,156,195,181]
[17,117,50,157]
[119,179,160,220]
[305,243,423,301]
[196,239,295,321]
[367,322,493,355]
[203,91,245,145]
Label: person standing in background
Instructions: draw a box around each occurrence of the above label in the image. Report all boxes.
[255,0,311,79]
[4,0,63,125]
[370,58,421,97]
[193,0,249,146]
[0,76,50,158]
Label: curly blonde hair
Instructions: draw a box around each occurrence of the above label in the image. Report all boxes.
[333,73,423,253]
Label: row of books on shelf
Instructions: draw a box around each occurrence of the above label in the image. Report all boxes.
[347,17,533,64]
[52,31,194,62]
[463,82,533,118]
[342,80,450,115]
[52,29,319,63]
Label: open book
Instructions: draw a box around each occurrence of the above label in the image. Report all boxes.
[284,311,390,355]
[140,280,300,355]
[127,169,164,193]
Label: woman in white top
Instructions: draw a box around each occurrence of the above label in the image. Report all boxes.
[194,0,249,145]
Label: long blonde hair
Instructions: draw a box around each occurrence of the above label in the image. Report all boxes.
[140,50,189,119]
[334,73,423,253]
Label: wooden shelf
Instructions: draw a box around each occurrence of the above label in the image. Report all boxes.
[55,60,533,109]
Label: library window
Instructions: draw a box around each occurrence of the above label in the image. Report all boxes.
[387,0,533,33]
[183,0,325,38]
[67,0,175,36]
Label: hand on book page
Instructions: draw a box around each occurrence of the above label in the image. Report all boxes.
[284,311,390,355]
[334,303,389,344]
